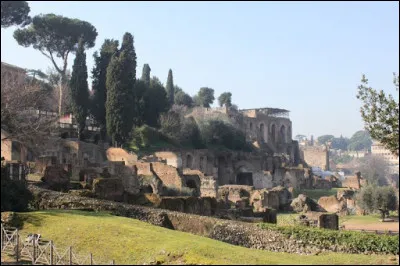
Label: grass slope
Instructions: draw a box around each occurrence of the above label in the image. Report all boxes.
[14,210,398,265]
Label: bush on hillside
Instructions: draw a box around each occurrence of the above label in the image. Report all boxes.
[258,223,399,255]
[1,165,33,212]
[199,119,252,151]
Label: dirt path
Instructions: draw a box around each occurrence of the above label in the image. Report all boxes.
[342,221,399,231]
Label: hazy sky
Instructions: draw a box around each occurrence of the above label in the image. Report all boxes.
[1,1,399,139]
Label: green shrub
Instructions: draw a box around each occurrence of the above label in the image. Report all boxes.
[1,170,33,212]
[129,125,161,149]
[258,223,399,254]
[198,119,252,151]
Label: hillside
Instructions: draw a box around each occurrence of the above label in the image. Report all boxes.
[13,210,398,265]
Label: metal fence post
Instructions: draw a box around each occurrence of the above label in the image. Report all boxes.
[90,253,93,265]
[69,246,72,265]
[112,259,115,265]
[50,241,54,265]
[1,224,3,250]
[32,237,36,265]
[15,229,19,263]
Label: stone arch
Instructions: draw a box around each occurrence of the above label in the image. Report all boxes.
[142,185,154,193]
[280,125,286,143]
[270,124,276,143]
[259,123,265,142]
[184,175,201,196]
[234,161,255,186]
[186,154,193,168]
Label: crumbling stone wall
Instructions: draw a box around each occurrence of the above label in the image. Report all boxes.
[29,185,383,255]
[106,148,137,166]
[92,178,124,201]
[151,162,183,188]
[318,196,344,213]
[154,151,182,168]
[300,146,329,170]
[313,176,333,189]
[318,213,339,230]
[183,169,217,197]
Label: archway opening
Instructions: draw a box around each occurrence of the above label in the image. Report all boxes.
[271,124,276,143]
[186,154,193,168]
[280,125,286,143]
[259,123,265,142]
[142,185,153,194]
[236,167,253,186]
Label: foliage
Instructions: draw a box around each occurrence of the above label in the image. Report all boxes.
[17,210,397,265]
[357,74,399,156]
[160,110,181,140]
[141,64,151,86]
[193,87,215,107]
[142,77,169,127]
[331,135,350,150]
[91,39,119,140]
[198,119,251,151]
[1,66,57,151]
[14,13,97,115]
[106,32,136,146]
[218,92,232,107]
[1,166,33,212]
[166,69,174,107]
[348,130,373,151]
[1,1,31,28]
[294,134,307,142]
[160,109,205,149]
[332,154,353,165]
[69,39,89,140]
[174,90,193,107]
[356,185,398,220]
[258,223,399,255]
[317,135,334,145]
[129,125,161,150]
[358,155,390,186]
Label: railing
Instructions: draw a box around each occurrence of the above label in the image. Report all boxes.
[1,224,115,265]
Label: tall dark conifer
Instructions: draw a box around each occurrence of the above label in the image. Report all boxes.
[141,64,151,86]
[69,38,89,140]
[91,39,119,140]
[166,69,174,106]
[106,32,136,147]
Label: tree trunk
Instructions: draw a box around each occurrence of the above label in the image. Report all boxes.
[380,210,385,221]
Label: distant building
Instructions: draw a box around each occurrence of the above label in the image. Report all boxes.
[346,150,368,159]
[371,140,399,174]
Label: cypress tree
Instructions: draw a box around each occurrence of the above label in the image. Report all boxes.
[91,39,119,140]
[106,32,136,147]
[69,38,89,140]
[166,69,174,106]
[141,64,151,86]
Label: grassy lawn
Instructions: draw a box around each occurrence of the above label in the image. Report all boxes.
[11,210,398,265]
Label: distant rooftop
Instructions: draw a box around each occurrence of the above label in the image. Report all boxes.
[239,107,290,113]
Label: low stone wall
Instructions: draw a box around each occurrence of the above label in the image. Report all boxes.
[92,178,124,202]
[27,185,390,255]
